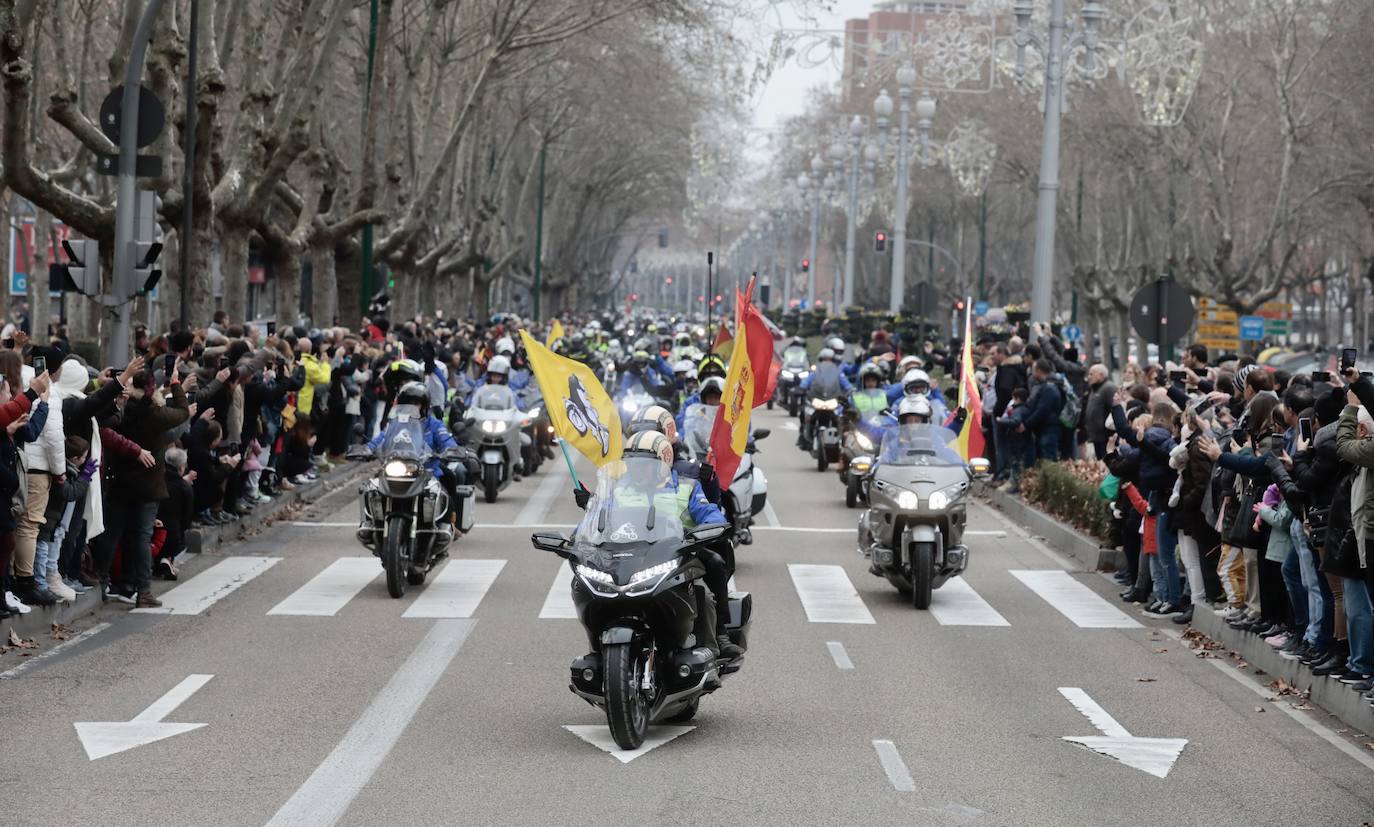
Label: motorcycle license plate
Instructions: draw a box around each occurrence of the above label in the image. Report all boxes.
[482,449,503,465]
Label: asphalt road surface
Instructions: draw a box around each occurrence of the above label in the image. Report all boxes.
[5,405,1374,826]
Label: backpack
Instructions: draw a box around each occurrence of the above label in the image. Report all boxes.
[1056,376,1081,429]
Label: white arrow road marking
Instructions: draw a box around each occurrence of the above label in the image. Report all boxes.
[74,674,212,760]
[788,564,875,624]
[267,619,475,826]
[133,556,280,615]
[563,725,695,763]
[1058,687,1187,778]
[872,739,916,791]
[826,641,855,670]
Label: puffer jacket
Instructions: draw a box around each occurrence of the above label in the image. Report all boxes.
[1335,401,1374,556]
[1173,434,1215,535]
[297,353,332,415]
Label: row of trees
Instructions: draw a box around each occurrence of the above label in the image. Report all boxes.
[0,0,760,341]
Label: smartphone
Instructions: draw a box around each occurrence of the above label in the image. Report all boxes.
[1192,398,1215,417]
[164,353,175,378]
[1269,434,1285,454]
[1299,417,1313,443]
[32,355,46,374]
[266,321,277,336]
[1170,370,1188,383]
[1342,347,1358,371]
[219,356,229,370]
[2,338,13,349]
[1312,371,1332,383]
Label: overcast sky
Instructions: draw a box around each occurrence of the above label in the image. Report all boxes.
[750,1,878,130]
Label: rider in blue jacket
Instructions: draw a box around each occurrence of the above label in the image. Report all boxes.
[371,382,466,487]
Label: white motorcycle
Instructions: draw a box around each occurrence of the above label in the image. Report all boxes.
[463,384,527,503]
[682,403,770,565]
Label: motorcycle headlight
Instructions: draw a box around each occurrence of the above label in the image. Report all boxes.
[575,564,615,586]
[927,490,950,511]
[895,490,919,510]
[799,370,810,380]
[481,419,506,434]
[621,399,637,413]
[629,558,680,586]
[781,370,795,380]
[384,460,415,479]
[855,432,875,452]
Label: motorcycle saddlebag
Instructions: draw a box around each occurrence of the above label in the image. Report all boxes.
[454,485,476,533]
[726,590,752,630]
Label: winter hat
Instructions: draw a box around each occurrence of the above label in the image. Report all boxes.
[1262,483,1281,509]
[1235,364,1258,392]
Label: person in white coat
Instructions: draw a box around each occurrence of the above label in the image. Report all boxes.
[17,346,67,601]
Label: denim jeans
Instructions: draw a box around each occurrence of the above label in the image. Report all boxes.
[1280,548,1308,638]
[1286,519,1326,646]
[1343,578,1374,675]
[1152,511,1182,605]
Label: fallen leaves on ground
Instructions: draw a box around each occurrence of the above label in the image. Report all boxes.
[1267,678,1306,698]
[1,629,38,655]
[50,623,73,641]
[1152,647,1168,654]
[1254,706,1265,713]
[1135,677,1157,682]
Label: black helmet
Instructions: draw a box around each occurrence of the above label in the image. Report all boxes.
[396,381,429,409]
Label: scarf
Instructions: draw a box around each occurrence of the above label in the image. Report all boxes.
[1354,467,1369,568]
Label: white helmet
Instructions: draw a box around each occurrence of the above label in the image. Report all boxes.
[826,336,845,353]
[817,348,837,362]
[902,368,931,393]
[673,359,693,374]
[897,394,933,423]
[700,376,726,399]
[487,355,511,375]
[898,355,923,373]
[495,337,515,356]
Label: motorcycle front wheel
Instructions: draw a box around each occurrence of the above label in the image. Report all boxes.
[604,642,650,750]
[911,542,934,610]
[845,477,859,508]
[384,515,408,599]
[814,434,827,472]
[483,464,501,503]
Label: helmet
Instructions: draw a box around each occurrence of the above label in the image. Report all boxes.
[396,381,430,409]
[858,362,885,383]
[388,359,424,385]
[675,332,691,346]
[699,376,725,400]
[826,336,845,353]
[586,320,601,331]
[623,431,674,478]
[898,355,923,373]
[608,338,622,350]
[673,359,693,374]
[791,335,806,348]
[697,354,727,380]
[897,394,933,424]
[631,349,651,366]
[487,355,511,376]
[629,404,676,441]
[902,368,931,394]
[817,348,836,362]
[495,337,515,356]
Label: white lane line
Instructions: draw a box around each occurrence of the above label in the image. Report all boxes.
[754,526,854,534]
[514,460,568,526]
[402,559,506,619]
[827,641,855,670]
[539,564,577,619]
[787,564,875,624]
[266,619,475,826]
[267,558,380,616]
[1206,658,1374,774]
[928,578,1010,627]
[872,739,916,792]
[0,622,111,679]
[762,501,781,527]
[1010,570,1141,629]
[965,530,1007,537]
[132,556,280,615]
[1058,687,1132,738]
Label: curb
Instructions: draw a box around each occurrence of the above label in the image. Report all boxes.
[2,463,369,641]
[1194,607,1374,735]
[981,485,1123,573]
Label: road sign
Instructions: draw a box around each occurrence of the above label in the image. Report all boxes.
[1129,279,1195,346]
[974,300,989,317]
[1062,324,1082,342]
[99,85,165,148]
[1265,318,1291,336]
[1239,315,1266,341]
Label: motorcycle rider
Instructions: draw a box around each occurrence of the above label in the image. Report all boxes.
[675,354,727,433]
[851,362,889,420]
[368,382,471,524]
[890,368,950,424]
[618,349,667,393]
[798,348,852,448]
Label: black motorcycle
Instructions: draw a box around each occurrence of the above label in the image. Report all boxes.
[531,457,751,750]
[348,404,477,598]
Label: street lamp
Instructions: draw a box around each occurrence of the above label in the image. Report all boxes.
[1014,0,1106,324]
[872,64,921,315]
[842,115,865,309]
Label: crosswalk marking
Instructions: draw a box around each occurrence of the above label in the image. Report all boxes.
[928,577,1010,626]
[132,556,280,615]
[539,565,576,619]
[1010,570,1142,629]
[403,559,506,618]
[268,558,380,616]
[787,564,875,624]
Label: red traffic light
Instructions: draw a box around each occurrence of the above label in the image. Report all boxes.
[955,300,966,311]
[874,231,887,253]
[665,276,673,284]
[801,258,810,272]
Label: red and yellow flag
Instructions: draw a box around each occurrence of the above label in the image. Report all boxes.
[956,299,985,461]
[709,305,754,485]
[710,323,734,359]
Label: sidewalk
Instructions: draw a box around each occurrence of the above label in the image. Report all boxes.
[980,484,1124,573]
[2,462,369,642]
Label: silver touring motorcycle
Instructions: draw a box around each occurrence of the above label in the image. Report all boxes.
[856,423,989,609]
[532,456,750,750]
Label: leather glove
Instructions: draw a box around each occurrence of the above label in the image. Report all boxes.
[698,462,716,489]
[573,483,591,510]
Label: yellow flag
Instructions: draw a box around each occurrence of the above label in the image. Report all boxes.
[709,307,754,484]
[546,319,565,347]
[519,330,622,466]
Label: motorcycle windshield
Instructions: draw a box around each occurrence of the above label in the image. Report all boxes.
[807,363,842,398]
[683,403,717,454]
[378,406,432,463]
[879,424,965,467]
[782,350,809,371]
[572,458,687,581]
[473,384,516,411]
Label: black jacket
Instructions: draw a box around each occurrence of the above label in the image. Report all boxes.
[992,356,1027,417]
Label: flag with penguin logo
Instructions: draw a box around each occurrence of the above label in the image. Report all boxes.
[519,331,621,467]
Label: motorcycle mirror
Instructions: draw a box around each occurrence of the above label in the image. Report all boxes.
[345,446,374,461]
[531,531,573,557]
[968,457,991,479]
[686,523,730,543]
[462,416,476,428]
[752,428,770,441]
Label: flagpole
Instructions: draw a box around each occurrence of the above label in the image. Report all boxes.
[557,438,580,490]
[706,251,715,342]
[960,296,973,410]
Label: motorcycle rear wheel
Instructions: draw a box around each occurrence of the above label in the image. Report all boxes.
[384,515,408,599]
[604,642,650,750]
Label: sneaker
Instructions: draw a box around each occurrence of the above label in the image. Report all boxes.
[1300,646,1330,666]
[1337,672,1371,686]
[4,591,31,614]
[291,475,311,485]
[1281,641,1312,661]
[46,572,77,602]
[1265,632,1290,648]
[13,577,55,606]
[1313,656,1349,677]
[1155,602,1181,616]
[1171,605,1195,625]
[1143,600,1162,613]
[63,577,89,595]
[134,590,162,609]
[716,635,745,660]
[278,478,297,491]
[157,558,179,581]
[1348,678,1374,693]
[109,584,137,604]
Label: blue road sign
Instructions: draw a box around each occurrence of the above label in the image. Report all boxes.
[1239,315,1266,341]
[974,301,989,316]
[1063,324,1082,341]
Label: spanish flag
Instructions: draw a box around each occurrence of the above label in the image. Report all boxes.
[955,299,985,461]
[519,331,621,467]
[546,319,565,348]
[708,302,754,486]
[710,323,734,359]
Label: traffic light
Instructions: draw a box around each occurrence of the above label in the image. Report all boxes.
[801,258,810,273]
[658,228,669,248]
[61,238,100,295]
[132,190,163,295]
[874,230,887,253]
[955,299,966,312]
[665,276,673,284]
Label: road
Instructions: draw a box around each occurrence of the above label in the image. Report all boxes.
[3,405,1374,826]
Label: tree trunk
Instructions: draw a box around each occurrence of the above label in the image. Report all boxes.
[310,236,338,327]
[270,239,302,327]
[29,209,51,340]
[220,222,250,324]
[1117,309,1133,374]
